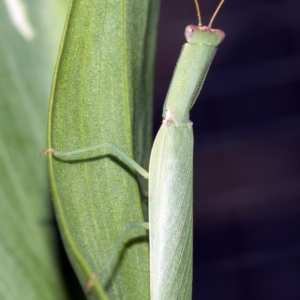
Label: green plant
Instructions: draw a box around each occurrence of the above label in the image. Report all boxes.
[0,0,159,299]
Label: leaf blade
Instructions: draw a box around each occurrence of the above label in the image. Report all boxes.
[48,0,160,299]
[0,0,70,299]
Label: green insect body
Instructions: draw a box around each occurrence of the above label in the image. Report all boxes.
[149,25,224,299]
[162,26,225,125]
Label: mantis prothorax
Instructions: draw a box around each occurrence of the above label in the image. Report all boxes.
[41,0,225,298]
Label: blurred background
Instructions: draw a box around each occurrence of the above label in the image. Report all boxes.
[154,0,300,299]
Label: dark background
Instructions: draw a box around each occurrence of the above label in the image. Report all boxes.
[154,0,300,299]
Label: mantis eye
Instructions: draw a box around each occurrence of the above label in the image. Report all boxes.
[184,25,198,41]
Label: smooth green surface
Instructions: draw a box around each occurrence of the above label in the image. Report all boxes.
[0,0,69,299]
[47,0,159,299]
[149,123,193,300]
[163,40,218,125]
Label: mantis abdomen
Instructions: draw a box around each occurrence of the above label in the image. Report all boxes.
[149,123,193,299]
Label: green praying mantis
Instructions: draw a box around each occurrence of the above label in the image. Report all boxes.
[41,0,225,298]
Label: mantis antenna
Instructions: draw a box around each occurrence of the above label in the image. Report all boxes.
[208,0,225,27]
[193,0,202,26]
[194,0,225,27]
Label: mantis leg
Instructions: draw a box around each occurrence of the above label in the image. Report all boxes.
[101,222,149,275]
[41,145,149,289]
[87,222,149,290]
[40,143,149,179]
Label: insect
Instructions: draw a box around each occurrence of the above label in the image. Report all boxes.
[42,0,225,298]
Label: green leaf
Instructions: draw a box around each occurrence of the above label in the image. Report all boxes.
[47,0,160,299]
[0,0,70,299]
